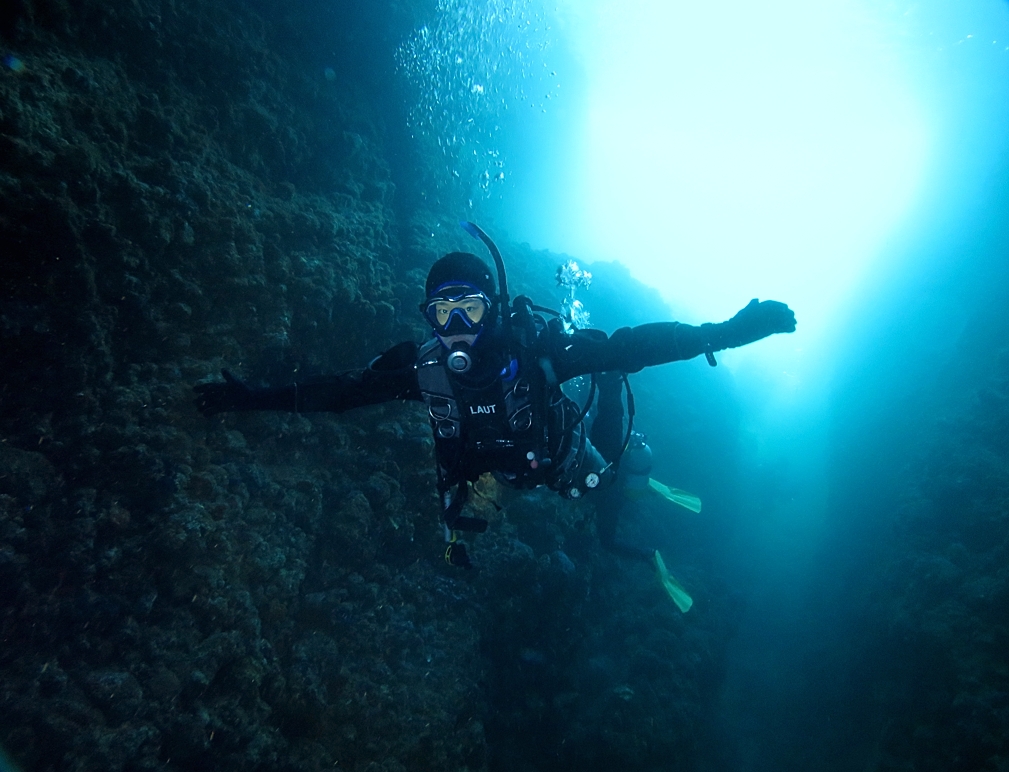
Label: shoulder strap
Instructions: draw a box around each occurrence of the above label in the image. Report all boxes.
[416,339,462,440]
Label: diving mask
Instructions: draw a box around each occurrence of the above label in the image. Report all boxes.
[422,284,491,334]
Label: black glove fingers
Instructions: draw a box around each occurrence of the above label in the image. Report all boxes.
[767,301,796,333]
[193,369,252,416]
[194,384,225,416]
[719,299,797,348]
[781,307,796,333]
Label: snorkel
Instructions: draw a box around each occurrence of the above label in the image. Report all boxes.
[461,221,511,343]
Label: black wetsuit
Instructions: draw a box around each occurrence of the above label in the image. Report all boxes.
[254,321,715,415]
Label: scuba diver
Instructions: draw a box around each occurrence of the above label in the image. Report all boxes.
[194,223,796,571]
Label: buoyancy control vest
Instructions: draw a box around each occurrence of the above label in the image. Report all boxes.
[416,308,607,530]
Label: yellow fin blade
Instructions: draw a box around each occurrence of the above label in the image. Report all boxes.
[648,478,702,513]
[653,550,693,613]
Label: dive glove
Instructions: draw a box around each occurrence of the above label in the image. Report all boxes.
[193,370,255,416]
[705,299,796,350]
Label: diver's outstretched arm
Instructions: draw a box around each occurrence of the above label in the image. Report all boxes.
[193,341,421,416]
[556,299,796,379]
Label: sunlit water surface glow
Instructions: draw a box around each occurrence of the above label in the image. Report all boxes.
[559,0,931,332]
[506,0,1009,393]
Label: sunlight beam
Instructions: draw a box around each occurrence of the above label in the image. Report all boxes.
[559,0,930,338]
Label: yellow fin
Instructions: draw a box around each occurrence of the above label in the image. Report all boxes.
[653,550,693,613]
[648,478,702,513]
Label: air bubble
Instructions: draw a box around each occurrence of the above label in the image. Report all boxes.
[395,0,560,204]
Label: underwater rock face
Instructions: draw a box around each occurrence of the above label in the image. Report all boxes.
[0,2,736,771]
[0,1,462,769]
[862,352,1009,771]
